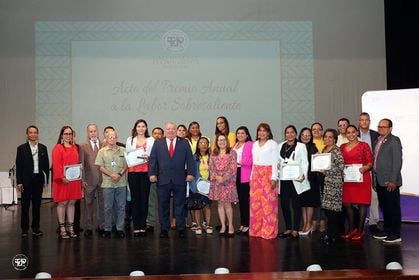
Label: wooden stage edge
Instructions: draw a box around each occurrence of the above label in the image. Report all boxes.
[30,269,419,280]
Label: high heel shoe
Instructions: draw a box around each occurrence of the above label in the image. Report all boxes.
[241,227,249,236]
[59,223,69,239]
[341,228,357,239]
[351,230,366,241]
[299,228,313,236]
[67,223,78,238]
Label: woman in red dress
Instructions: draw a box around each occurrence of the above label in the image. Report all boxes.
[52,126,82,239]
[340,125,373,240]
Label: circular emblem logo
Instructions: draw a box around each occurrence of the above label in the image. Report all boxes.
[162,29,189,52]
[12,254,29,271]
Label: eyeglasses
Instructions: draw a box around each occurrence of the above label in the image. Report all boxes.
[302,134,311,137]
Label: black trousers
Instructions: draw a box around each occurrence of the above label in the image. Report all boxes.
[128,172,151,230]
[324,209,344,239]
[280,180,302,231]
[236,168,250,227]
[20,174,44,232]
[377,185,401,237]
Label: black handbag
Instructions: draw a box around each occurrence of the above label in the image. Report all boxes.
[185,192,205,210]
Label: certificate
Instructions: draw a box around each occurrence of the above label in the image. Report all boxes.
[64,164,82,181]
[280,163,302,180]
[124,148,147,167]
[311,153,331,171]
[344,164,363,182]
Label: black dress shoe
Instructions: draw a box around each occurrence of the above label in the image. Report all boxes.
[322,236,337,245]
[102,231,111,238]
[146,225,154,232]
[32,229,44,236]
[278,232,291,238]
[21,231,28,237]
[117,231,126,238]
[84,229,93,237]
[178,230,186,238]
[159,231,169,238]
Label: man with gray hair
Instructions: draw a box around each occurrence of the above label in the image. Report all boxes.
[372,118,403,243]
[79,124,104,237]
[95,130,128,238]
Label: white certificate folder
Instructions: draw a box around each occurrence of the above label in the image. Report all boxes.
[64,164,82,181]
[311,153,331,171]
[125,148,147,167]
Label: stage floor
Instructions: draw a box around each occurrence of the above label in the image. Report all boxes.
[1,201,418,279]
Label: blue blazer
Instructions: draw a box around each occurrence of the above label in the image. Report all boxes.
[148,137,195,186]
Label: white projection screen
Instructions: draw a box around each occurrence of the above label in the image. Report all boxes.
[36,21,314,149]
[71,39,282,138]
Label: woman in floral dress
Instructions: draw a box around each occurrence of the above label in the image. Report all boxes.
[208,134,238,237]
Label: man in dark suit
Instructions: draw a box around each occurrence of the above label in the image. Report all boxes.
[79,124,104,237]
[15,125,50,237]
[372,118,403,243]
[149,122,195,238]
[358,112,380,233]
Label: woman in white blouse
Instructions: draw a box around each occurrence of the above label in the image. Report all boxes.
[125,119,155,237]
[249,123,279,239]
[277,125,309,239]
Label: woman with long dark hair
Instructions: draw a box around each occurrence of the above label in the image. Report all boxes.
[232,126,253,235]
[125,119,155,237]
[52,126,82,239]
[277,125,309,239]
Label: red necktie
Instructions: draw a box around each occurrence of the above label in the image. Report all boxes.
[169,139,174,158]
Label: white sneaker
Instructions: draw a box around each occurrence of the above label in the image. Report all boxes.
[195,228,202,235]
[382,236,402,243]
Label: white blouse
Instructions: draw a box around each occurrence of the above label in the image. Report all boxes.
[252,139,279,180]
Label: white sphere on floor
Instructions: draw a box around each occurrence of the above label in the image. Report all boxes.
[129,270,145,276]
[386,262,403,270]
[34,272,52,279]
[214,267,230,274]
[306,264,323,271]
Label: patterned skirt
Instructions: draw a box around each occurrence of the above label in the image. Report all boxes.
[249,165,278,239]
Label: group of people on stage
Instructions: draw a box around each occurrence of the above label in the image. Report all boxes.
[15,113,403,244]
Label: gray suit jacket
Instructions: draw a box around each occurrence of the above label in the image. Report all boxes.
[79,141,102,187]
[374,134,402,187]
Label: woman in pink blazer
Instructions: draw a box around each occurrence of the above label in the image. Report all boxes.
[233,126,253,235]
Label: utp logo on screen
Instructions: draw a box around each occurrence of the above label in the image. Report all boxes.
[162,29,189,52]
